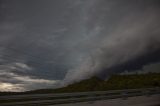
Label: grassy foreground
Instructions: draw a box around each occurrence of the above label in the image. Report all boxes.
[0,73,160,95]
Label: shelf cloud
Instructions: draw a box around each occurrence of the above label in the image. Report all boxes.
[0,0,160,91]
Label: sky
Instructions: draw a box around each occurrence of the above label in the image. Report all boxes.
[0,0,160,92]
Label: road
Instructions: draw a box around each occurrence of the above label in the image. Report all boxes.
[0,88,160,106]
[50,94,160,106]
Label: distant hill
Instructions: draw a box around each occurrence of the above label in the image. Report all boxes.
[25,76,104,94]
[0,73,160,95]
[26,73,160,94]
[53,76,104,93]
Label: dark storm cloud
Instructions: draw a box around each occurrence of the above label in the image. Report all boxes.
[120,62,160,75]
[61,0,160,85]
[0,0,160,91]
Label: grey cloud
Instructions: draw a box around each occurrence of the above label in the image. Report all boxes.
[0,0,160,91]
[0,62,59,91]
[61,1,160,85]
[121,62,160,75]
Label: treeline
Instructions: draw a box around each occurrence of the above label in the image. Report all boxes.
[0,73,160,95]
[52,73,160,93]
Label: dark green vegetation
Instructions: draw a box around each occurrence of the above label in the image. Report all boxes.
[50,73,160,93]
[0,73,160,95]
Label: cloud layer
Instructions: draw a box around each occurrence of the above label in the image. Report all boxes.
[0,62,59,92]
[0,0,160,91]
[61,0,160,85]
